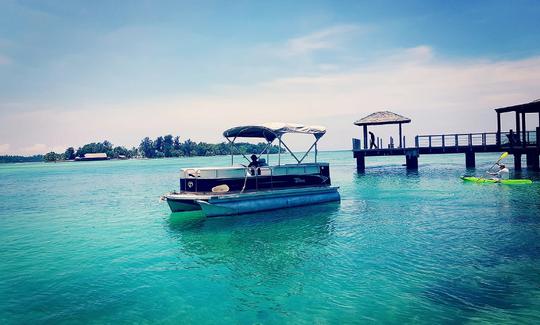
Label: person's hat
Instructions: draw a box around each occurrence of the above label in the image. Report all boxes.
[251,154,257,160]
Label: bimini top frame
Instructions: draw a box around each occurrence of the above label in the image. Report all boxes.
[223,122,326,166]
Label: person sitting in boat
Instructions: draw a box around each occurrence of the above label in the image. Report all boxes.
[248,154,260,168]
[488,163,510,181]
[248,155,262,176]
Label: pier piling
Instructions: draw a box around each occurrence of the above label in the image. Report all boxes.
[356,153,365,172]
[514,153,522,171]
[526,152,539,171]
[465,151,476,168]
[405,149,419,170]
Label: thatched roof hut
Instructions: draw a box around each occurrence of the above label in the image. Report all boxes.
[354,111,411,126]
[354,111,411,149]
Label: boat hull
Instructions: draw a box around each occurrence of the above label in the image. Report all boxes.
[166,197,202,212]
[164,186,340,216]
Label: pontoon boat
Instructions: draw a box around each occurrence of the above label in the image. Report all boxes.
[162,123,340,217]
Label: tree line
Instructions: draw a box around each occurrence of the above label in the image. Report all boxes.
[0,155,44,163]
[138,135,281,158]
[42,140,137,162]
[39,135,282,162]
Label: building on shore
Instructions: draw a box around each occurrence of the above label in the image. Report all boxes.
[75,153,110,161]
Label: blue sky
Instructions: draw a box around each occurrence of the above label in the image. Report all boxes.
[1,0,540,154]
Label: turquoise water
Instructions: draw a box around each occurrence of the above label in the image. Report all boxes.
[1,151,540,324]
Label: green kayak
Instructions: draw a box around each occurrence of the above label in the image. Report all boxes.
[461,176,532,184]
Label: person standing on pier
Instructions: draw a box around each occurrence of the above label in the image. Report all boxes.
[369,131,378,149]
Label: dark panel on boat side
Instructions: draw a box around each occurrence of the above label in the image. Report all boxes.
[320,165,330,178]
[180,174,331,193]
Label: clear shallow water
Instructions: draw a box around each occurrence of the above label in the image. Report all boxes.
[1,151,540,324]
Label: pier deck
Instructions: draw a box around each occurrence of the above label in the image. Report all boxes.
[352,100,540,171]
[353,130,539,171]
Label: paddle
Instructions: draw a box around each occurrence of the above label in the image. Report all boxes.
[486,152,509,174]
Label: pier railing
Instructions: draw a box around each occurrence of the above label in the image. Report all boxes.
[353,130,537,151]
[353,129,539,171]
[415,132,497,148]
[414,131,537,149]
[352,138,361,151]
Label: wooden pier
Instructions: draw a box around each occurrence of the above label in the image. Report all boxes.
[352,101,540,171]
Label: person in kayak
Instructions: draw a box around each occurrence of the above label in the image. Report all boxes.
[488,163,510,182]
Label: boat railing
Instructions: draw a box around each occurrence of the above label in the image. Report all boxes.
[248,166,273,192]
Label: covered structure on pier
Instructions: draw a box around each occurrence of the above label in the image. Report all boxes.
[495,99,540,147]
[354,111,411,149]
[495,99,540,170]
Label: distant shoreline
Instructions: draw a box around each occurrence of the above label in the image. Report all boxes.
[0,150,352,164]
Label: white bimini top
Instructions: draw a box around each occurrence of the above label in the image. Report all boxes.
[223,122,326,142]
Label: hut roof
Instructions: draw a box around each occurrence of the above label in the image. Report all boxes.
[354,111,411,126]
[495,99,540,113]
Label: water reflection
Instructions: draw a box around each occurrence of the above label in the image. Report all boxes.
[165,203,340,313]
[464,167,477,175]
[166,203,340,267]
[168,210,206,230]
[405,169,420,177]
[424,275,518,312]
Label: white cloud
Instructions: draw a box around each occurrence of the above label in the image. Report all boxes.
[272,24,362,57]
[19,143,49,155]
[0,143,10,154]
[14,143,66,156]
[2,46,540,152]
